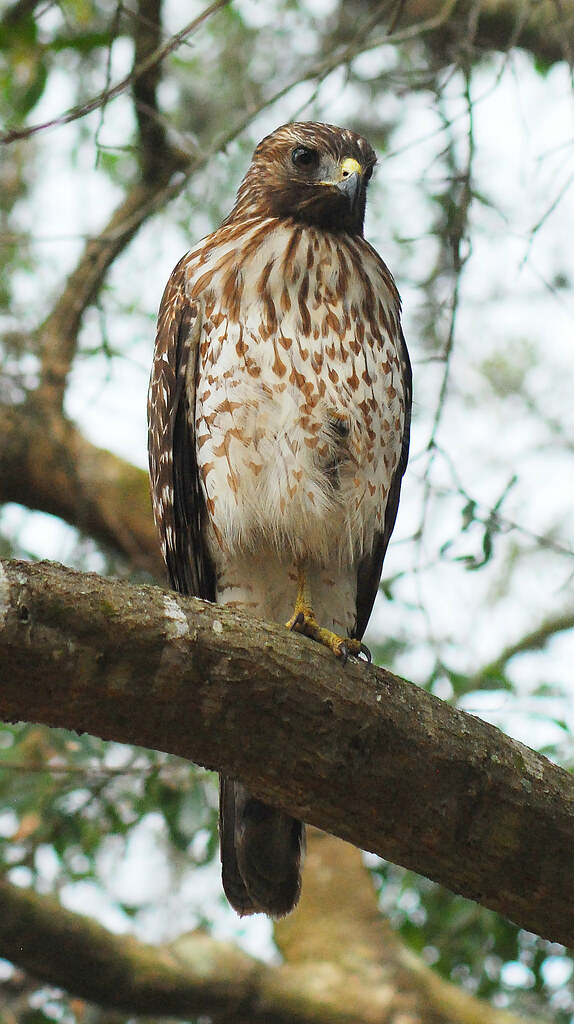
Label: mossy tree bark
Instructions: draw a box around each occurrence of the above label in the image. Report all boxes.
[0,830,543,1023]
[1,558,573,949]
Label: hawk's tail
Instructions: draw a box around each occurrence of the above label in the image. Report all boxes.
[219,778,304,918]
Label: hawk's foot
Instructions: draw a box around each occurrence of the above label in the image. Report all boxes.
[286,608,371,665]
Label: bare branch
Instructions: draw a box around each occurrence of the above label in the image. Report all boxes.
[469,609,574,691]
[36,0,192,402]
[0,0,232,146]
[37,175,187,402]
[0,558,573,948]
[0,876,261,1020]
[131,0,169,182]
[0,402,163,578]
[0,832,539,1024]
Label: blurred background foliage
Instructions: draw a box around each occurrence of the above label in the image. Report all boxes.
[1,0,574,1020]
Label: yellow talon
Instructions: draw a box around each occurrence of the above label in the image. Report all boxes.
[285,563,371,664]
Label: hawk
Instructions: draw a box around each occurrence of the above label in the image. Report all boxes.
[148,122,412,918]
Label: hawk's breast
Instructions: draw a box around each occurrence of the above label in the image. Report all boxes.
[187,220,407,564]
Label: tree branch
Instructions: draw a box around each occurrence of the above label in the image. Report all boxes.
[0,403,163,578]
[472,609,574,689]
[386,0,574,66]
[0,559,573,948]
[131,0,170,182]
[0,877,262,1020]
[0,0,232,145]
[37,0,195,404]
[0,832,540,1023]
[37,173,190,403]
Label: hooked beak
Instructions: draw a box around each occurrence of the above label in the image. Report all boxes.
[328,157,364,212]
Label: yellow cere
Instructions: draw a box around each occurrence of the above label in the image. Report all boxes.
[338,157,362,180]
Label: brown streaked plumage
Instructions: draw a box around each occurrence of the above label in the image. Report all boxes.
[148,122,412,918]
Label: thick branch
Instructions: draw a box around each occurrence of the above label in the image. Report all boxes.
[0,833,538,1023]
[0,559,573,948]
[0,402,163,578]
[0,878,260,1019]
[131,0,169,182]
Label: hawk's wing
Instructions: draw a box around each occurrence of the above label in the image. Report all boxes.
[148,257,216,601]
[354,329,412,640]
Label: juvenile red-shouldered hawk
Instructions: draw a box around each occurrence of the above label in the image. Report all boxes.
[148,122,412,918]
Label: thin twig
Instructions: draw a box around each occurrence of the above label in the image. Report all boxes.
[0,0,232,145]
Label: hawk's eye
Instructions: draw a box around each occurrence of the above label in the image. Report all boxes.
[291,147,319,170]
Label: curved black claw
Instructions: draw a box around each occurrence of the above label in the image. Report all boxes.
[359,642,372,664]
[289,611,306,632]
[339,641,371,666]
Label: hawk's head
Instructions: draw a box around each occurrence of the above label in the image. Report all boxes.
[230,122,377,235]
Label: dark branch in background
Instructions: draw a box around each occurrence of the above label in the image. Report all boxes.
[0,879,259,1020]
[37,0,196,404]
[37,173,188,403]
[3,0,572,150]
[131,0,169,182]
[0,832,536,1024]
[0,0,232,145]
[0,0,44,28]
[470,609,574,690]
[0,403,163,578]
[0,876,259,1019]
[1,558,574,949]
